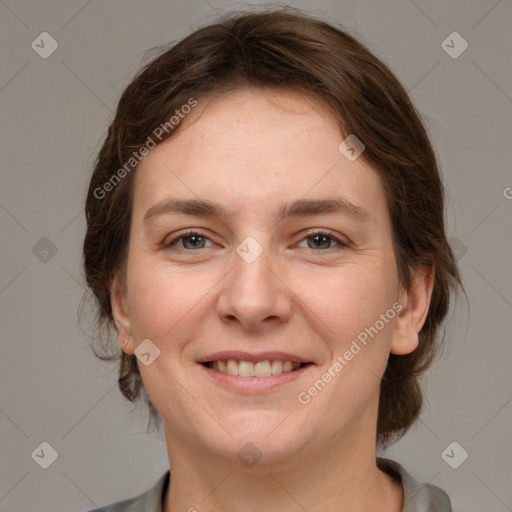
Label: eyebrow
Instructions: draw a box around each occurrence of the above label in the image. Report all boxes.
[143,197,372,224]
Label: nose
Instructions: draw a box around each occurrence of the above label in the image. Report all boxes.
[216,240,292,332]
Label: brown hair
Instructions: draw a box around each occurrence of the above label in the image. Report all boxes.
[82,7,464,447]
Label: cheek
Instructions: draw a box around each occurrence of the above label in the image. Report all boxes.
[293,262,396,340]
[125,257,216,342]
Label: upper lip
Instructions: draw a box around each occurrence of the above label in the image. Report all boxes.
[198,351,313,364]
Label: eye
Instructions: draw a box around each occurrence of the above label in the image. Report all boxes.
[163,230,214,250]
[162,229,349,252]
[297,230,349,250]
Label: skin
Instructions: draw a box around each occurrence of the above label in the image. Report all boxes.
[110,88,434,512]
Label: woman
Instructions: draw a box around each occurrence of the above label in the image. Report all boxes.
[82,8,463,512]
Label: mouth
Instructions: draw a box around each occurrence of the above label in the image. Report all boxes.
[198,351,315,393]
[202,359,311,377]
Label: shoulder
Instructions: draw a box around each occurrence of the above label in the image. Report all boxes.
[377,457,453,512]
[84,470,170,512]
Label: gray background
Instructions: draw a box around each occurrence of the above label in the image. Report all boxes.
[1,0,511,511]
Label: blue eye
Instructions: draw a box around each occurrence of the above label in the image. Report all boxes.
[164,231,214,250]
[163,229,349,252]
[180,234,207,249]
[297,231,348,250]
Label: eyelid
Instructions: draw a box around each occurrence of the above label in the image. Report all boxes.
[162,228,350,251]
[162,228,215,248]
[296,228,350,249]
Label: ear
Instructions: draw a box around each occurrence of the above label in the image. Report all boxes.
[109,273,134,354]
[391,264,435,355]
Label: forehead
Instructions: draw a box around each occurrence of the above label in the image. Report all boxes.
[133,88,388,226]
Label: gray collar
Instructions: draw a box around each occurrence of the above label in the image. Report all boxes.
[91,458,451,511]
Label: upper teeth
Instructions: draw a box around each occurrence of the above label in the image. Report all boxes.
[208,359,302,377]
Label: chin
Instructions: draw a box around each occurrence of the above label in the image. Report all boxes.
[202,412,314,466]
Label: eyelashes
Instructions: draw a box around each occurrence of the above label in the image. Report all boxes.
[162,229,350,252]
[165,230,213,250]
[297,230,350,250]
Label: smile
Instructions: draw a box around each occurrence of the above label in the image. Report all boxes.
[203,359,306,377]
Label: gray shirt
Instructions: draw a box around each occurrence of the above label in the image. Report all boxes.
[86,457,452,512]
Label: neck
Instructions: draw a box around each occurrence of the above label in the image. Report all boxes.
[162,416,403,512]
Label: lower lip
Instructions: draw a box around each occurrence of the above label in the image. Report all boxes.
[201,364,313,394]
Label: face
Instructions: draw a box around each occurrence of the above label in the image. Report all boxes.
[111,88,430,466]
